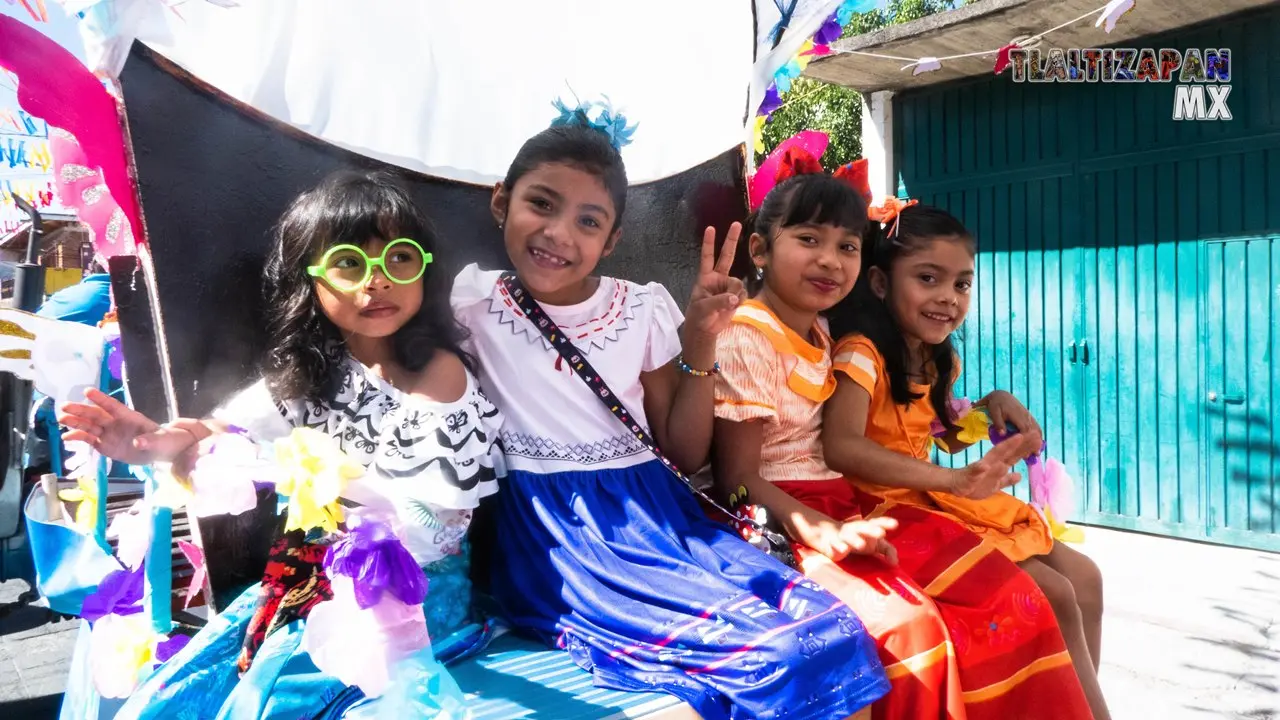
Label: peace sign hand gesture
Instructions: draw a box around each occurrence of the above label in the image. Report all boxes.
[684,222,748,341]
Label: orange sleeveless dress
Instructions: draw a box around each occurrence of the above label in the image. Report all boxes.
[714,303,1092,720]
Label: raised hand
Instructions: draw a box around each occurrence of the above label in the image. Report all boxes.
[947,432,1039,500]
[59,388,210,471]
[817,516,899,564]
[684,222,748,339]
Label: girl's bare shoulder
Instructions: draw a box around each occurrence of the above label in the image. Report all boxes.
[407,351,470,405]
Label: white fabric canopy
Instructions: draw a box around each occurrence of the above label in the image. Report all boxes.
[131,0,775,185]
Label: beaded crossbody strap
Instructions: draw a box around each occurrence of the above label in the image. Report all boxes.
[499,273,796,564]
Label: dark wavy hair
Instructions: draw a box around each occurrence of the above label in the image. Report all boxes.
[262,170,473,403]
[827,204,975,431]
[739,173,870,294]
[501,124,628,231]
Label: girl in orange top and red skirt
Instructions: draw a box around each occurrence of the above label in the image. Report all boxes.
[712,143,1099,720]
[821,203,1110,720]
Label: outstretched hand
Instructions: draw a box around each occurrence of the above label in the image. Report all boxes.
[948,432,1039,500]
[58,388,210,473]
[684,223,748,339]
[820,516,900,565]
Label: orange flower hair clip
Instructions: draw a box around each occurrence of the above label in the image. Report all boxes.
[868,197,919,238]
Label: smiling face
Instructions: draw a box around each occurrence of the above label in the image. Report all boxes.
[491,162,620,305]
[754,222,862,320]
[873,235,974,346]
[313,236,424,340]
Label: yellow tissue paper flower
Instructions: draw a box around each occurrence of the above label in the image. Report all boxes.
[58,474,100,532]
[151,470,194,511]
[954,409,992,446]
[1044,505,1085,544]
[753,115,767,154]
[794,40,815,71]
[89,613,161,699]
[274,427,364,534]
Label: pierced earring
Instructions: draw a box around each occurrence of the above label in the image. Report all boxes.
[755,266,764,280]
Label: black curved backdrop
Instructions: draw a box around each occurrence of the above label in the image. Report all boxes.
[116,46,750,607]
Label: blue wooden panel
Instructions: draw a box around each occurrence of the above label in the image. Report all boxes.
[452,635,683,719]
[1152,161,1180,525]
[1133,164,1159,522]
[892,5,1280,550]
[1201,237,1279,549]
[1174,160,1204,529]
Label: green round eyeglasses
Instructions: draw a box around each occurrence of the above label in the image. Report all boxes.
[306,238,434,292]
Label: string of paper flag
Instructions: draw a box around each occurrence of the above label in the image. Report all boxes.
[751,0,1135,153]
[840,0,1136,76]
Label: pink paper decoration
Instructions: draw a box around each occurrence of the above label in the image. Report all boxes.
[748,130,829,210]
[0,14,143,257]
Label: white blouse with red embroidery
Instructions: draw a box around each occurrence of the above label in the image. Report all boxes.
[450,264,684,475]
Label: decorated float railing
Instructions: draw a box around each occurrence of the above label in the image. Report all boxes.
[7,307,460,705]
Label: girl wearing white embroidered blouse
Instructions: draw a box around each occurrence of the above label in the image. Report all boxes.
[449,102,890,720]
[58,171,503,719]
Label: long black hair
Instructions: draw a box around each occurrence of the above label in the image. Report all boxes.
[262,170,473,403]
[739,173,870,294]
[827,204,974,430]
[501,120,628,232]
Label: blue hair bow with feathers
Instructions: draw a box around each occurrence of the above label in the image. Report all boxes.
[550,97,637,151]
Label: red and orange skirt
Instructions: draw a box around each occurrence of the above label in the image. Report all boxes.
[775,478,1093,720]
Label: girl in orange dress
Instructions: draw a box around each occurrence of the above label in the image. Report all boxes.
[823,203,1109,720]
[712,153,1093,720]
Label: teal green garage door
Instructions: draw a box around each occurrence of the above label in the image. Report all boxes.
[894,7,1280,551]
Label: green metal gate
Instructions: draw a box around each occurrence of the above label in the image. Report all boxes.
[896,7,1280,551]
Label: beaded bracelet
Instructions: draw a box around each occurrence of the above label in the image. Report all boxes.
[676,355,720,377]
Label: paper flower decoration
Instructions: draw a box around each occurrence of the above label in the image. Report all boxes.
[954,407,992,446]
[274,427,364,534]
[105,500,152,571]
[186,432,271,517]
[155,632,192,663]
[758,86,783,117]
[1027,455,1081,542]
[1096,0,1135,33]
[89,612,158,698]
[910,57,942,76]
[81,565,144,623]
[324,518,427,610]
[58,473,102,532]
[105,335,124,381]
[303,575,431,698]
[1042,505,1085,543]
[994,43,1020,75]
[177,540,206,609]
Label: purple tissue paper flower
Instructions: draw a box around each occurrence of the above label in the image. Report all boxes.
[81,565,144,623]
[323,520,427,610]
[106,336,124,381]
[155,633,192,663]
[758,86,782,117]
[814,16,843,46]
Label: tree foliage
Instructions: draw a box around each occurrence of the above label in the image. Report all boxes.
[756,0,962,170]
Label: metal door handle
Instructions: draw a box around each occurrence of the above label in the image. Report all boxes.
[1208,392,1247,405]
[1081,340,1090,365]
[1069,342,1077,363]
